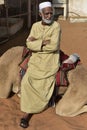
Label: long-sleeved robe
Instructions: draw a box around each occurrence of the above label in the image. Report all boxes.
[20,21,61,113]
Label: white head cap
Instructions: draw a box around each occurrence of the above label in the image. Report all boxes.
[39,1,52,11]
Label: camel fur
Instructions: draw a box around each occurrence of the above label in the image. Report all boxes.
[56,64,87,117]
[0,46,23,98]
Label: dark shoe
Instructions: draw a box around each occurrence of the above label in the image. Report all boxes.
[20,118,29,128]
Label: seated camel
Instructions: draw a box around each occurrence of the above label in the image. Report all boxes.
[0,46,68,98]
[0,46,87,117]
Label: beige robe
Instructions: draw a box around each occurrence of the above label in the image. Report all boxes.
[21,21,61,113]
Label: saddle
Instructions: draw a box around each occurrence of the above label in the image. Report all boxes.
[19,47,80,87]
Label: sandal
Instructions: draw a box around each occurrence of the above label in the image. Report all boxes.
[20,118,29,128]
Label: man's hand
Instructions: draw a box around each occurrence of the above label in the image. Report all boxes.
[27,36,37,42]
[42,40,50,46]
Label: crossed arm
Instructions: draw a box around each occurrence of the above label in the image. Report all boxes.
[27,36,50,47]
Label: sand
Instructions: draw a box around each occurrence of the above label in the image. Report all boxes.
[0,19,87,130]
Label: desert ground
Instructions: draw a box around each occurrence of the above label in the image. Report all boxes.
[0,19,87,130]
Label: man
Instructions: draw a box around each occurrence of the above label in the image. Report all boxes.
[20,1,61,128]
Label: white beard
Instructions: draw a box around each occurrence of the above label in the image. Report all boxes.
[42,17,53,24]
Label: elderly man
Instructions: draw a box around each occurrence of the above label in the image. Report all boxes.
[20,1,61,128]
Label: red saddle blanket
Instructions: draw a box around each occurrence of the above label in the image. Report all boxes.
[19,47,79,87]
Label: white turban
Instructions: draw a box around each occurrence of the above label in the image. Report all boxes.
[39,1,52,10]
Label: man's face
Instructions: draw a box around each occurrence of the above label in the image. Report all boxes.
[40,7,54,24]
